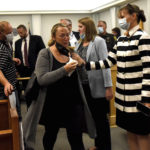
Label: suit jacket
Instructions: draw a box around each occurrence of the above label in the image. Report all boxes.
[15,35,45,75]
[72,31,80,40]
[75,36,112,98]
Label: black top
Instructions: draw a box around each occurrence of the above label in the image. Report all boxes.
[40,55,83,126]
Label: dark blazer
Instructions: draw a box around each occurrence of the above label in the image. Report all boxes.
[72,31,80,40]
[15,35,45,75]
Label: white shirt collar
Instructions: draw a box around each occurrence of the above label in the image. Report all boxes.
[128,25,140,36]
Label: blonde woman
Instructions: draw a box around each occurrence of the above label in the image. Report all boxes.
[23,23,96,150]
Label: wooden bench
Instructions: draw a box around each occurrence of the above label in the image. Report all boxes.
[0,99,20,150]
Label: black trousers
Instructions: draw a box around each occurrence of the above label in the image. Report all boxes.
[43,124,85,150]
[17,66,33,108]
[82,84,111,150]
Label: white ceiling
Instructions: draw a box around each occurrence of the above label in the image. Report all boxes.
[1,0,118,11]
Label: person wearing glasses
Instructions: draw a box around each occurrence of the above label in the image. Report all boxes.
[23,23,96,150]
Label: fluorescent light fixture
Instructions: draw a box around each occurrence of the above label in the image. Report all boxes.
[0,0,115,11]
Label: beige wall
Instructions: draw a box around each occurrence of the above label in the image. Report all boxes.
[41,14,91,47]
[96,0,150,35]
[0,14,91,48]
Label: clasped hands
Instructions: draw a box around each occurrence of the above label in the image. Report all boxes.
[71,52,85,66]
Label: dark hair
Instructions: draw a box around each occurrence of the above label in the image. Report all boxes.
[17,24,27,31]
[112,27,121,37]
[119,4,146,23]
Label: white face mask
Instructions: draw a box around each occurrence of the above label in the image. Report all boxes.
[98,27,104,33]
[6,32,14,42]
[118,18,130,30]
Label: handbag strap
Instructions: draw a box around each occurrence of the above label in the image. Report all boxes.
[34,48,53,75]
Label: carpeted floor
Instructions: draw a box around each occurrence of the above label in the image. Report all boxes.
[21,102,129,150]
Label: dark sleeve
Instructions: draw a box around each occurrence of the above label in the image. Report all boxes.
[109,35,115,51]
[37,36,46,52]
[14,41,19,58]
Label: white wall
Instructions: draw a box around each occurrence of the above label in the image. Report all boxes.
[131,0,149,34]
[95,0,150,35]
[0,14,91,48]
[98,10,113,33]
[0,0,149,48]
[41,14,91,47]
[0,15,32,48]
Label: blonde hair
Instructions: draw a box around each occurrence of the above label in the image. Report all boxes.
[48,23,67,47]
[78,17,97,42]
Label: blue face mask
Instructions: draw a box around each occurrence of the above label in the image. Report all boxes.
[98,27,104,34]
[118,18,130,30]
[80,34,85,40]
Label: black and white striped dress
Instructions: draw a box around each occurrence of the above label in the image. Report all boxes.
[0,41,17,98]
[86,25,150,134]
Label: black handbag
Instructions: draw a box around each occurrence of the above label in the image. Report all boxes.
[136,101,150,117]
[24,72,40,104]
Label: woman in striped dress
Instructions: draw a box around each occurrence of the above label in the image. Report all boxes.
[77,3,150,150]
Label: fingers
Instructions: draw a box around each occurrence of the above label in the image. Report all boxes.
[144,103,150,108]
[4,84,13,97]
[64,61,78,73]
[106,95,113,101]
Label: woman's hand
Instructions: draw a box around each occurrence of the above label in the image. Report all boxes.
[71,53,85,66]
[144,103,150,108]
[105,87,113,101]
[64,61,78,73]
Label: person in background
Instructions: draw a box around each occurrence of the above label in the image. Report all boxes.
[112,27,121,41]
[15,24,45,107]
[73,17,113,150]
[84,4,150,150]
[97,20,115,52]
[23,23,96,150]
[60,19,80,47]
[0,21,21,120]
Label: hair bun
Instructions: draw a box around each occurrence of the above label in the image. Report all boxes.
[139,10,146,22]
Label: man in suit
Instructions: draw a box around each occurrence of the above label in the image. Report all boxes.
[15,24,45,106]
[60,19,80,47]
[97,20,115,52]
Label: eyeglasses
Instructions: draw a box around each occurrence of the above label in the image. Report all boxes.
[58,34,69,39]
